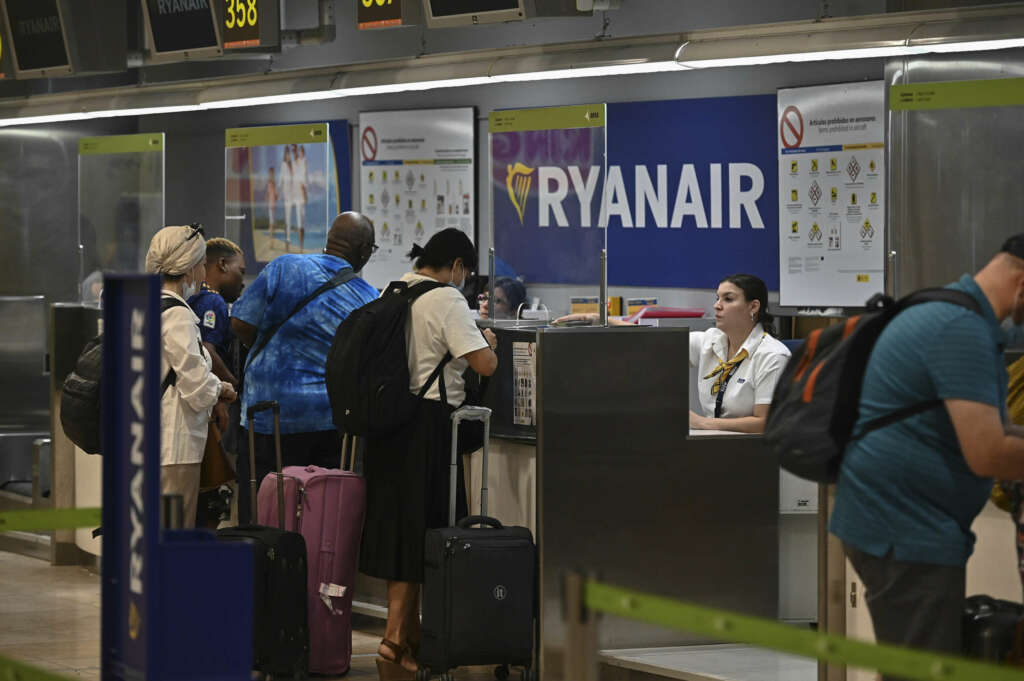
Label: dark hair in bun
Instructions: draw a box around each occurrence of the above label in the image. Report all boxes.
[407,228,477,272]
[721,273,776,337]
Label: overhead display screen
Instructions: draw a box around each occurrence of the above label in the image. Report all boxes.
[427,0,520,15]
[221,0,278,49]
[2,0,72,75]
[423,0,524,27]
[142,0,221,56]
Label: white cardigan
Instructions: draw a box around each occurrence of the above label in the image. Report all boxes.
[159,291,222,466]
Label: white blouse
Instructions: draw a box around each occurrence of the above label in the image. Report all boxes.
[402,273,489,408]
[689,324,791,419]
[159,291,223,466]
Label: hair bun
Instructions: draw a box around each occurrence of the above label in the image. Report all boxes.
[407,243,426,260]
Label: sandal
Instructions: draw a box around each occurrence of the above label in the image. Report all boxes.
[377,639,417,681]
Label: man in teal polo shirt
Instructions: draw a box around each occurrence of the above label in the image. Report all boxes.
[831,235,1024,671]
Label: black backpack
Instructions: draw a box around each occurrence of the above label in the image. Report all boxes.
[765,288,983,483]
[60,298,188,454]
[326,280,450,436]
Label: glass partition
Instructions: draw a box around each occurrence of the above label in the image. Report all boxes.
[225,124,332,272]
[78,133,166,305]
[488,104,608,322]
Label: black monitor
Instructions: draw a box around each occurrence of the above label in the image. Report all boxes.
[422,0,526,28]
[140,0,222,62]
[1,0,73,78]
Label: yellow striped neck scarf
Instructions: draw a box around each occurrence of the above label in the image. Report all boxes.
[704,348,749,395]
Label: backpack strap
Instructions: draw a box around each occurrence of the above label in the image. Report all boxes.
[850,286,985,440]
[247,266,357,364]
[397,280,457,403]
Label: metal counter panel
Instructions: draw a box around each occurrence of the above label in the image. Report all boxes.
[537,327,779,679]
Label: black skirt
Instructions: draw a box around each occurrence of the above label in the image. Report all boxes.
[359,398,468,583]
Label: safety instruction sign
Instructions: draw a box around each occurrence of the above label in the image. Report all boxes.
[777,81,885,307]
[359,108,475,288]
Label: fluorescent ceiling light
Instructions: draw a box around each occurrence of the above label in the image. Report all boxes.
[676,36,1024,68]
[0,61,679,127]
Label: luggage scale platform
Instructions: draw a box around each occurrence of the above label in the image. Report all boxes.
[600,644,816,681]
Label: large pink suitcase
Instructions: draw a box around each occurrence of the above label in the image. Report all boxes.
[257,435,366,675]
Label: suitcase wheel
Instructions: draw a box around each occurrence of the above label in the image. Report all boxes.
[495,664,510,680]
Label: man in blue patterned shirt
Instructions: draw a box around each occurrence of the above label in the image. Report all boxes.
[231,212,378,522]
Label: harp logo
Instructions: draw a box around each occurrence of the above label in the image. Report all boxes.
[506,163,535,224]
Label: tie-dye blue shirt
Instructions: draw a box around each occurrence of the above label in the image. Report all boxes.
[231,254,378,434]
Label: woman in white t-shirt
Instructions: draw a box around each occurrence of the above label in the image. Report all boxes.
[689,274,790,433]
[360,228,498,680]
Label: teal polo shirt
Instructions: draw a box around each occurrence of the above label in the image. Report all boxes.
[830,274,1005,566]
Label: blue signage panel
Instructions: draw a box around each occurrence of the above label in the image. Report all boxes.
[490,96,779,289]
[606,96,779,289]
[101,274,162,680]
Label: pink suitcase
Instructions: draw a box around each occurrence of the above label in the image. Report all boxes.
[257,435,366,675]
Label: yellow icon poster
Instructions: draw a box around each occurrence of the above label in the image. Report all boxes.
[830,187,838,202]
[791,189,798,202]
[811,159,818,172]
[870,192,877,204]
[791,160,798,173]
[851,193,857,205]
[830,158,838,171]
[791,221,799,234]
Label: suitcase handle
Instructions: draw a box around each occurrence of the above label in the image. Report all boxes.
[246,400,285,529]
[449,406,492,526]
[248,401,280,419]
[456,515,503,530]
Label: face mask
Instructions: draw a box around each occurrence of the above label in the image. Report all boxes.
[450,263,466,292]
[182,275,198,299]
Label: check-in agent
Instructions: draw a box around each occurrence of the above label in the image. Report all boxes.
[689,274,791,434]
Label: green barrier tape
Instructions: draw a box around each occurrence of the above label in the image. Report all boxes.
[0,508,102,533]
[0,654,77,681]
[586,580,1024,681]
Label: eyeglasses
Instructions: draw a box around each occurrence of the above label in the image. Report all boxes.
[371,244,379,254]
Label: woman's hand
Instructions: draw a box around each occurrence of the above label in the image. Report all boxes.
[689,410,711,430]
[219,382,237,403]
[482,328,498,350]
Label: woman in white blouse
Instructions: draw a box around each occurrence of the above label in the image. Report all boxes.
[690,274,790,433]
[145,225,237,527]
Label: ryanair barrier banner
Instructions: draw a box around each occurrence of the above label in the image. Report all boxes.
[490,96,779,289]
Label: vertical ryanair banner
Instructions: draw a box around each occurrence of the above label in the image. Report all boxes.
[101,275,162,680]
[490,105,607,285]
[489,97,779,289]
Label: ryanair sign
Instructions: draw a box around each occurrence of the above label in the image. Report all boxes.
[504,161,765,230]
[490,97,779,289]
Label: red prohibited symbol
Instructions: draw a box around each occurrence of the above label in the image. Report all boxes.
[780,106,804,149]
[361,126,378,161]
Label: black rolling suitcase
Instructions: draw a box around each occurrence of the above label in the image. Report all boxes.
[420,406,537,681]
[218,401,310,679]
[963,595,1024,662]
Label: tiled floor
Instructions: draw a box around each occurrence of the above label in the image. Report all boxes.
[0,551,506,681]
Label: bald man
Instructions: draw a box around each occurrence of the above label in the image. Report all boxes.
[230,212,378,523]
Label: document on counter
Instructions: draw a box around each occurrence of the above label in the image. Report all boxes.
[512,341,536,426]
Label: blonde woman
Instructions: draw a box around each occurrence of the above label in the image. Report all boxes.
[145,224,237,527]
